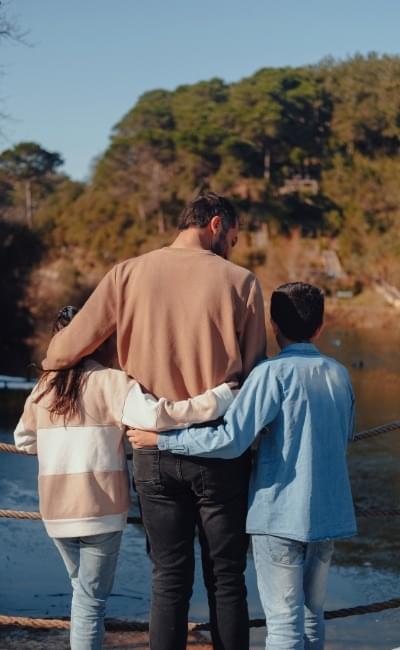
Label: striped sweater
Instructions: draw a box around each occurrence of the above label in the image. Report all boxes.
[14,359,233,538]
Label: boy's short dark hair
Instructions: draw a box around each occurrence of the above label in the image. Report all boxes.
[270,282,324,342]
[178,192,238,232]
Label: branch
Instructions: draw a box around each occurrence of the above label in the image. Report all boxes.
[0,1,29,46]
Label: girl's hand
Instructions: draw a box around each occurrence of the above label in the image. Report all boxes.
[126,428,159,448]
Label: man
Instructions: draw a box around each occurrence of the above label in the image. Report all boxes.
[43,192,267,650]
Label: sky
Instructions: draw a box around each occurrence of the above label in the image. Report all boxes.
[1,0,399,181]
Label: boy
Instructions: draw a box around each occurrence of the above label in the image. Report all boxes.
[129,282,357,649]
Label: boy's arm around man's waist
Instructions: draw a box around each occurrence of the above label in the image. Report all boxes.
[157,360,281,459]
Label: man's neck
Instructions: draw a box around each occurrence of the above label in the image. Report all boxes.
[170,228,212,251]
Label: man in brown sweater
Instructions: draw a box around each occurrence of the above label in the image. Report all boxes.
[43,192,267,650]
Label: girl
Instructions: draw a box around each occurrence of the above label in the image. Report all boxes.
[14,305,234,650]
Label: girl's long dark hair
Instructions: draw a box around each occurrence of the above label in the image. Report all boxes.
[34,306,87,423]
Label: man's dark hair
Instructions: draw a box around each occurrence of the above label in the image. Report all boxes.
[270,282,324,342]
[178,192,238,232]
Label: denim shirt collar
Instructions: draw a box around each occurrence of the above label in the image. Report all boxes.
[278,343,320,357]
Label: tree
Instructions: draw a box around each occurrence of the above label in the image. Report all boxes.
[0,142,64,225]
[31,55,400,278]
[0,220,43,373]
[0,1,28,129]
[0,0,26,43]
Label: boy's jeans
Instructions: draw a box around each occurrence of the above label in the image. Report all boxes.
[53,531,122,650]
[252,534,334,650]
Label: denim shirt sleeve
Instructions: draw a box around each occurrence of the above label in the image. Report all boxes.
[348,377,356,441]
[157,360,282,459]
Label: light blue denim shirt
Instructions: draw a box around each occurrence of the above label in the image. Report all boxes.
[158,343,357,542]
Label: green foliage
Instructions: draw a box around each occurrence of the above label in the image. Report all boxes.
[322,54,400,158]
[0,142,65,226]
[4,54,400,370]
[34,177,85,245]
[4,55,400,272]
[0,142,63,179]
[233,248,267,272]
[0,221,43,372]
[0,179,13,207]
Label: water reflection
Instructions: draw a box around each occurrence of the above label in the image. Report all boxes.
[0,328,399,647]
[319,326,400,378]
[317,330,400,575]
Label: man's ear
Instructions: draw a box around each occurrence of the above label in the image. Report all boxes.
[209,215,222,235]
[270,318,279,335]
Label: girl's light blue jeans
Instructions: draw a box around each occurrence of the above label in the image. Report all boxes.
[252,534,334,650]
[53,531,123,650]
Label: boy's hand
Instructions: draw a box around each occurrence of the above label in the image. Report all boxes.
[127,428,159,448]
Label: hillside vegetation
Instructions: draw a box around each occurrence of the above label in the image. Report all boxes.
[1,54,400,369]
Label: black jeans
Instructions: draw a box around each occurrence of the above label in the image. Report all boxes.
[132,449,251,650]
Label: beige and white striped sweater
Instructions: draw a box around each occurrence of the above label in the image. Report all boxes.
[14,359,233,538]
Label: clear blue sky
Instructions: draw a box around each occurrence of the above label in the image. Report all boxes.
[1,0,399,180]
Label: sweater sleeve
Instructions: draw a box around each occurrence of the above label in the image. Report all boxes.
[101,369,136,426]
[14,390,39,454]
[42,267,118,370]
[121,383,235,431]
[240,276,267,379]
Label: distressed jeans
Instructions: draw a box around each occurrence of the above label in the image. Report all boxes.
[252,535,334,650]
[53,531,123,650]
[133,448,251,650]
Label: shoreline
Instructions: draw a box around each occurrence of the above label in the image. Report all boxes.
[0,628,213,650]
[324,292,400,330]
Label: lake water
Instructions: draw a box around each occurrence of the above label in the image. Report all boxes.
[0,328,399,649]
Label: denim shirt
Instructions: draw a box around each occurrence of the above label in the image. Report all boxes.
[158,344,357,542]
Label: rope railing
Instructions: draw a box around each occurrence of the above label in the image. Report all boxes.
[1,506,399,522]
[2,594,400,632]
[0,509,41,520]
[0,510,143,524]
[1,419,400,629]
[352,420,400,443]
[0,442,31,455]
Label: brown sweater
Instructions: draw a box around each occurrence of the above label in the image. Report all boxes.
[43,247,267,399]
